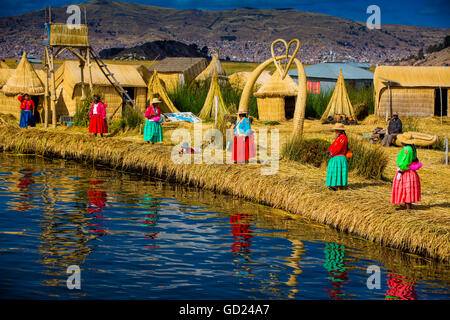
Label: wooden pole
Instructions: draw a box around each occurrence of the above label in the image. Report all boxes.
[49,47,57,128]
[44,47,50,128]
[86,47,93,93]
[445,138,448,165]
[80,49,86,100]
[440,87,443,138]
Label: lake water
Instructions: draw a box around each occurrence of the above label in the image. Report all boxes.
[0,153,448,300]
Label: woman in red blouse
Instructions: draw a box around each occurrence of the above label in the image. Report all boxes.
[326,123,349,190]
[18,94,36,128]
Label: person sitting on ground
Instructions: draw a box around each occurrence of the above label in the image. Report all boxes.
[381,112,402,147]
[326,123,350,191]
[89,95,108,137]
[18,94,36,129]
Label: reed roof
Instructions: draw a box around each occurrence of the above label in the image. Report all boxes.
[149,57,207,73]
[254,72,298,98]
[195,52,227,82]
[0,60,9,69]
[1,52,45,95]
[229,71,272,90]
[55,61,147,97]
[321,69,356,121]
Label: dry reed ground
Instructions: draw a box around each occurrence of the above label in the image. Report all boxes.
[0,116,448,262]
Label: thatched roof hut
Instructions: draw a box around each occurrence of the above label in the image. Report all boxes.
[1,52,45,95]
[321,69,357,122]
[55,60,148,118]
[195,51,228,86]
[149,57,207,91]
[374,66,450,118]
[198,70,230,122]
[254,72,298,121]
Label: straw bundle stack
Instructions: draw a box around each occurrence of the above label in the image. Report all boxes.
[198,69,230,121]
[147,70,179,114]
[1,52,45,95]
[0,60,9,69]
[320,69,357,122]
[254,72,298,121]
[195,51,229,87]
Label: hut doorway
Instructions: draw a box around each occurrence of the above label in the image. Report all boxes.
[123,87,136,101]
[30,95,41,123]
[285,96,296,120]
[435,88,448,116]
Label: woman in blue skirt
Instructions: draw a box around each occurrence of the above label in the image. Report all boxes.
[143,98,163,144]
[18,94,36,128]
[326,123,349,190]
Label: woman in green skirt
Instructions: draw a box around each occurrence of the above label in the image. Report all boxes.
[144,98,163,144]
[326,123,349,190]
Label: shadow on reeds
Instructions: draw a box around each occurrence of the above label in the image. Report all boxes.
[347,181,387,190]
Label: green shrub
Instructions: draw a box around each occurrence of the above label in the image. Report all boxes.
[281,136,329,167]
[347,135,388,179]
[402,119,420,132]
[306,91,332,118]
[282,134,388,179]
[122,104,145,129]
[73,90,94,127]
[168,82,258,118]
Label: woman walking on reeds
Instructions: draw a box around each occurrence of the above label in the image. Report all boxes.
[144,98,163,144]
[18,94,36,128]
[232,110,255,164]
[391,141,421,211]
[89,95,108,137]
[326,123,350,190]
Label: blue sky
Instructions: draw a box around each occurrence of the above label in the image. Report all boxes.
[0,0,448,28]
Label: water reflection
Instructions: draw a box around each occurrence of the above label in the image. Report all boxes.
[0,154,449,299]
[140,196,161,242]
[385,273,417,300]
[323,243,349,300]
[230,213,254,277]
[87,180,107,235]
[16,169,35,212]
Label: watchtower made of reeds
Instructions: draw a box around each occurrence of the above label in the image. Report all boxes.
[43,6,93,128]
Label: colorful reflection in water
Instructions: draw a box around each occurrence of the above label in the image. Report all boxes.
[0,154,449,299]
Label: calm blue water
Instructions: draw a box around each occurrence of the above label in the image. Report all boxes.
[0,153,449,300]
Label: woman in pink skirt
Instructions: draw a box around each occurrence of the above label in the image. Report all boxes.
[89,95,108,137]
[391,141,421,211]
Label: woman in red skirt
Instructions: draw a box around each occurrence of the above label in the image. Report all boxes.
[232,110,256,163]
[391,141,422,211]
[89,95,108,137]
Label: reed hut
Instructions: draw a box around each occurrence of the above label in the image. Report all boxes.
[148,57,207,92]
[198,70,230,122]
[229,71,272,91]
[321,69,357,122]
[146,70,179,114]
[0,52,45,120]
[54,61,148,119]
[195,51,229,87]
[374,66,450,118]
[253,72,298,121]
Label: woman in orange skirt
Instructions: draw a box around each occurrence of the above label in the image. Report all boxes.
[89,95,108,137]
[391,141,421,211]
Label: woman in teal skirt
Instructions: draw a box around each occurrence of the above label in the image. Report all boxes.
[143,98,163,144]
[326,123,349,190]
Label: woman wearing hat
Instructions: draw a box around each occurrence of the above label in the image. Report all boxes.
[391,140,421,211]
[326,123,349,190]
[18,94,36,128]
[89,95,108,137]
[144,98,163,144]
[232,109,255,163]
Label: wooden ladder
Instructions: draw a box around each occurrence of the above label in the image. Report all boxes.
[89,47,144,120]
